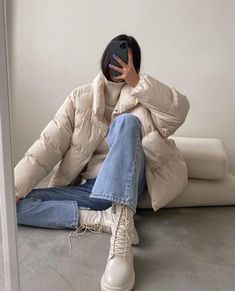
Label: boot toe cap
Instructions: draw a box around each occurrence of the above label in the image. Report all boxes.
[102,257,135,290]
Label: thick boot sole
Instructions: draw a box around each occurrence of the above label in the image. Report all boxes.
[101,273,135,291]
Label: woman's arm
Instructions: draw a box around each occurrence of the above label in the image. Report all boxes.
[129,73,190,137]
[110,52,190,136]
[14,88,77,200]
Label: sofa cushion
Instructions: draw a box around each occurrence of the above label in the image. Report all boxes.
[170,137,228,180]
[137,173,235,209]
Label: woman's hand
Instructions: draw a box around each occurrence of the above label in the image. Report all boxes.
[109,48,140,88]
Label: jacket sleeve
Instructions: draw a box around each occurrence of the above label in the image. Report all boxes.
[129,73,190,137]
[14,89,76,199]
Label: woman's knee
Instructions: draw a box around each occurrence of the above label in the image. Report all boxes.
[108,113,143,145]
[113,113,141,129]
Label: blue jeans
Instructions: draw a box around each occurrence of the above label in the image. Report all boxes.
[16,113,148,230]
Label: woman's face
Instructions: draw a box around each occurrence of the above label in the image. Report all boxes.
[108,48,133,83]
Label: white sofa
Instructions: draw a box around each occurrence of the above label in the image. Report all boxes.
[36,137,235,209]
[138,137,235,209]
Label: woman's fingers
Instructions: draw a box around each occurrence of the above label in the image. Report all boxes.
[109,48,137,86]
[111,48,133,69]
[112,54,127,68]
[113,75,125,81]
[127,48,133,66]
[109,64,123,73]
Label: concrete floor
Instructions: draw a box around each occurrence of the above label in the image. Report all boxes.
[1,206,235,291]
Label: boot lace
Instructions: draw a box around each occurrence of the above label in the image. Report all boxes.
[68,223,103,252]
[110,206,131,260]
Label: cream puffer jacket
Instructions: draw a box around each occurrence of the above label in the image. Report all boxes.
[14,71,190,211]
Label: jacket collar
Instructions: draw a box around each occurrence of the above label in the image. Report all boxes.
[92,71,139,119]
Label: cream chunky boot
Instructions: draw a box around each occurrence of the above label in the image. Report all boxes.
[68,206,139,251]
[68,207,113,251]
[101,203,136,291]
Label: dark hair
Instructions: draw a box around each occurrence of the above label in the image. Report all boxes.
[100,34,141,81]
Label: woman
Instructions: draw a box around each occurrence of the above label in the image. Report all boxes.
[15,34,190,291]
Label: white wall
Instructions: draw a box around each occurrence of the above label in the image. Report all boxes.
[7,0,235,174]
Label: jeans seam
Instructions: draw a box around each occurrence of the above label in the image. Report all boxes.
[73,201,79,228]
[125,135,141,201]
